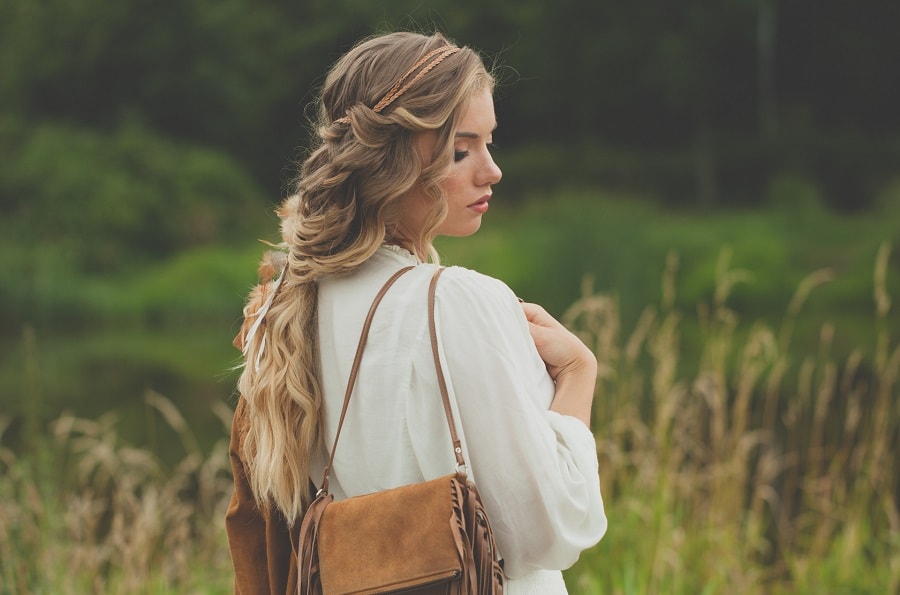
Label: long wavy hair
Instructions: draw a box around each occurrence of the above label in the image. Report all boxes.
[234,32,494,524]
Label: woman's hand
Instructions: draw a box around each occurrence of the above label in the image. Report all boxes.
[521,302,597,380]
[521,301,597,425]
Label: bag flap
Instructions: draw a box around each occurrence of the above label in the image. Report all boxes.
[318,474,464,594]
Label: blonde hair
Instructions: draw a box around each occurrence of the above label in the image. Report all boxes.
[235,31,494,524]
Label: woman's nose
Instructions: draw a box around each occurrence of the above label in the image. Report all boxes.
[481,152,502,186]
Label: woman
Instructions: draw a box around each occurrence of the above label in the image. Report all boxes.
[226,31,607,594]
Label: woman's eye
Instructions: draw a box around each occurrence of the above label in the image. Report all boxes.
[454,150,469,162]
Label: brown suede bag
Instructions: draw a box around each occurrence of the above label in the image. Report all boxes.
[297,267,504,595]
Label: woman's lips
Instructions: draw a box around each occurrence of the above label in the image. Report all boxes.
[468,195,491,214]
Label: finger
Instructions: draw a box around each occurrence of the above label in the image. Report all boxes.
[520,302,552,325]
[526,320,553,344]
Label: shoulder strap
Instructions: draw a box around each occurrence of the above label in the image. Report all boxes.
[318,265,414,493]
[318,266,465,494]
[428,267,466,470]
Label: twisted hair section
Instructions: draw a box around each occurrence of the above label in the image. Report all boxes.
[235,31,494,524]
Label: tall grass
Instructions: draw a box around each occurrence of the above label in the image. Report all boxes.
[565,243,899,594]
[0,392,235,594]
[1,246,896,594]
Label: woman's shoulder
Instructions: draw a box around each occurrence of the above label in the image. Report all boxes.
[428,264,525,329]
[433,264,519,304]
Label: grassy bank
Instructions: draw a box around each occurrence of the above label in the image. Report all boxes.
[3,192,898,440]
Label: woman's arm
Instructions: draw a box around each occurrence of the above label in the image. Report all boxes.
[430,268,607,577]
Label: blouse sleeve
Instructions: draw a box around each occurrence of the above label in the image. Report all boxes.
[431,267,607,578]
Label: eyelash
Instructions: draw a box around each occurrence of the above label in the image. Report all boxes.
[454,143,496,163]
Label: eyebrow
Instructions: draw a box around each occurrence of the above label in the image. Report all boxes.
[455,125,498,139]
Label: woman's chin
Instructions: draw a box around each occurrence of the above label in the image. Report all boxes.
[438,220,484,238]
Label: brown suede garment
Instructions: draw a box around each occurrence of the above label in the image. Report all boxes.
[225,397,298,595]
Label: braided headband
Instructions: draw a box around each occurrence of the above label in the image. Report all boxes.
[334,45,461,125]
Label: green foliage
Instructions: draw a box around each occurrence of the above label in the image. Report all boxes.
[0,117,270,327]
[438,193,897,335]
[1,118,268,265]
[0,0,320,184]
[2,0,899,206]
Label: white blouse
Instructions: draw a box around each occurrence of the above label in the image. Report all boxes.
[311,245,607,594]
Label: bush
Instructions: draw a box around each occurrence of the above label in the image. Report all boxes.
[0,118,271,324]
